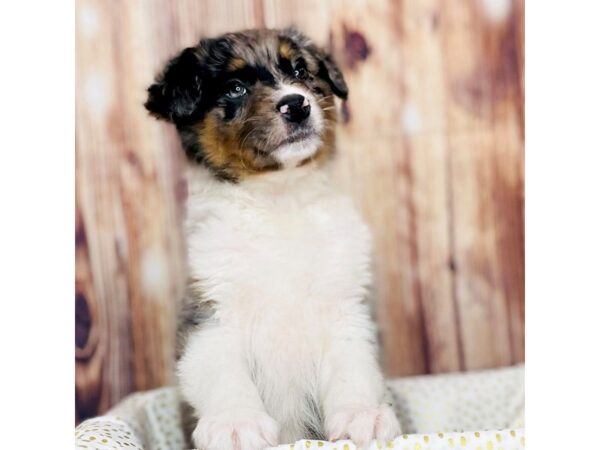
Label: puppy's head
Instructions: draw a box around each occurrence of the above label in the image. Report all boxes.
[145,28,348,181]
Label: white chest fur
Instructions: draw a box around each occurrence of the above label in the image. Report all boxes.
[185,165,372,323]
[182,165,374,440]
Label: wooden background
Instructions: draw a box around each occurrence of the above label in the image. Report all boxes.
[75,0,524,423]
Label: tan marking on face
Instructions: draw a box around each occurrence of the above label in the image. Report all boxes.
[278,41,293,59]
[211,92,337,178]
[198,113,280,180]
[300,94,338,167]
[228,57,246,71]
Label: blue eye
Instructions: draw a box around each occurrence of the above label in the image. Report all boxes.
[226,83,247,99]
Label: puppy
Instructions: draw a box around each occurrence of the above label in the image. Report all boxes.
[145,28,401,450]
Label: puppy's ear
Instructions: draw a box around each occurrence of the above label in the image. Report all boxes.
[145,47,204,122]
[313,48,349,100]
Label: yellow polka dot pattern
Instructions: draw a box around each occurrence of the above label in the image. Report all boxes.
[275,431,524,450]
[76,388,185,450]
[75,366,524,450]
[387,364,524,434]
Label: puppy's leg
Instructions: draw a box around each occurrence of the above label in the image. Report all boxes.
[320,323,401,450]
[178,325,279,450]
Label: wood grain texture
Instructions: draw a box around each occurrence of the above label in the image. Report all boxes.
[75,0,524,421]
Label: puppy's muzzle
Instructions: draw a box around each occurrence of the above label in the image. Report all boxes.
[277,94,311,124]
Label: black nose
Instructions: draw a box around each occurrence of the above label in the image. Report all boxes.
[276,94,310,123]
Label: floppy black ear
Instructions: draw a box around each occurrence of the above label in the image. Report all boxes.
[145,47,204,122]
[315,50,349,100]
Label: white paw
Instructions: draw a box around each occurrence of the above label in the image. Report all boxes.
[325,404,401,449]
[192,408,279,450]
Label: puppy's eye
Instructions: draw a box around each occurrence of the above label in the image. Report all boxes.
[226,83,247,99]
[294,67,308,80]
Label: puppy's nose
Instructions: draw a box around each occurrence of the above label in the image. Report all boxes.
[276,94,310,123]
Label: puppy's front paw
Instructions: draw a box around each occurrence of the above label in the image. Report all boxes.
[326,404,401,449]
[192,408,279,450]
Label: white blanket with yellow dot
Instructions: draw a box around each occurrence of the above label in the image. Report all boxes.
[76,364,524,450]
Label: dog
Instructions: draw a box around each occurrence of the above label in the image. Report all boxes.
[145,28,401,450]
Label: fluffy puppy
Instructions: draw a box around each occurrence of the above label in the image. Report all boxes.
[145,28,401,450]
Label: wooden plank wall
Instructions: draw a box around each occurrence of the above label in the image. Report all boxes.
[76,0,524,422]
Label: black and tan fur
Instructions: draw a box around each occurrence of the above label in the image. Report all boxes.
[145,28,348,182]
